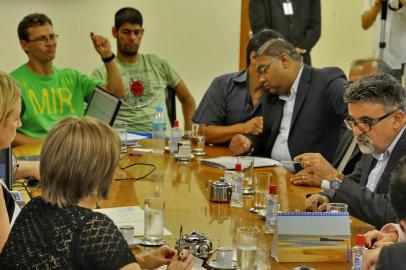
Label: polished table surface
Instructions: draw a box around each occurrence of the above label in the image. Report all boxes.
[13,141,374,270]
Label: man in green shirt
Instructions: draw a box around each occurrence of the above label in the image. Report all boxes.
[11,13,125,145]
[92,7,196,133]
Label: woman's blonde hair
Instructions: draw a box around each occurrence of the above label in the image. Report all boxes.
[41,116,121,208]
[0,71,21,125]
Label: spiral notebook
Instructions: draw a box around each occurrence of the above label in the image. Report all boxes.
[271,212,351,263]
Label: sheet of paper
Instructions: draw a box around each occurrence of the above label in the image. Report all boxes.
[94,206,172,236]
[127,133,148,142]
[200,156,280,170]
[131,148,152,153]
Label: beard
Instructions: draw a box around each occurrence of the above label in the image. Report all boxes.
[118,42,139,56]
[357,134,375,154]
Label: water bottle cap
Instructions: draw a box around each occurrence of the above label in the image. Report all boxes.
[174,120,179,127]
[235,163,242,172]
[156,106,164,113]
[356,234,365,246]
[268,185,277,195]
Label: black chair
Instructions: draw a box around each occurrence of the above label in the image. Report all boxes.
[166,87,176,127]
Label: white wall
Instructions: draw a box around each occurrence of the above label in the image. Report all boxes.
[312,0,373,74]
[0,0,241,126]
[0,0,374,126]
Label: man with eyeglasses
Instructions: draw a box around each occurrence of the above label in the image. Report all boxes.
[292,58,393,187]
[92,7,196,133]
[305,73,406,229]
[192,29,283,144]
[229,38,347,171]
[10,13,125,145]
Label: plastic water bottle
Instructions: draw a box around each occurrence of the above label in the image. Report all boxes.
[169,119,182,155]
[265,185,279,234]
[152,106,166,154]
[230,163,243,208]
[352,234,368,270]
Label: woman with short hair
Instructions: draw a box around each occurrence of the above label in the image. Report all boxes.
[0,71,22,251]
[0,116,193,269]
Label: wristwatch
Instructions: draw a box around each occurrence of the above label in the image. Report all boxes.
[330,178,342,191]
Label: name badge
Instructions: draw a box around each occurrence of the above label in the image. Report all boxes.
[283,1,294,16]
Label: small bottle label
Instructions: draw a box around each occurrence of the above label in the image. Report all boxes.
[352,246,367,270]
[352,253,362,270]
[152,121,166,131]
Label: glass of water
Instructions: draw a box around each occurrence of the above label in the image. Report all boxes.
[251,172,272,213]
[326,203,348,213]
[237,227,259,270]
[239,156,254,195]
[192,123,206,156]
[144,197,165,245]
[177,130,192,163]
[113,120,127,153]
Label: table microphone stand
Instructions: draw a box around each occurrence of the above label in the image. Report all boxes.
[379,0,389,60]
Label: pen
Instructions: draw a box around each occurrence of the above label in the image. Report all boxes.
[177,225,187,262]
[279,160,300,165]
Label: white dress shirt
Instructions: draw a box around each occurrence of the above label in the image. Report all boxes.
[366,123,406,192]
[271,65,304,171]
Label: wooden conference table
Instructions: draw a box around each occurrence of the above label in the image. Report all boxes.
[14,141,374,270]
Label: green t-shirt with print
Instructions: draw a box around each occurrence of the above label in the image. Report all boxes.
[11,64,105,138]
[92,54,181,133]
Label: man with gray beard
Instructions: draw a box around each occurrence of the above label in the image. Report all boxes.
[305,73,406,229]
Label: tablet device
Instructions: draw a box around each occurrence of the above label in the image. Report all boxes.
[85,86,121,126]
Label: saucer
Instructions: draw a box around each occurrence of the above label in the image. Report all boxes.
[192,151,206,156]
[174,153,195,160]
[206,260,237,270]
[141,239,165,246]
[242,189,255,195]
[257,209,266,219]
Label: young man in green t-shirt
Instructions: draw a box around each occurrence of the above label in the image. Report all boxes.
[92,7,196,133]
[11,13,125,145]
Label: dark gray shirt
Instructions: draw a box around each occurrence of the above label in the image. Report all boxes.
[192,70,262,126]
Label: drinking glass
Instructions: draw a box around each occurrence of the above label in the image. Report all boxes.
[144,197,165,245]
[177,130,192,163]
[251,172,272,213]
[217,246,234,267]
[192,123,206,156]
[326,203,348,213]
[237,227,259,270]
[239,156,254,195]
[113,120,127,153]
[119,225,134,244]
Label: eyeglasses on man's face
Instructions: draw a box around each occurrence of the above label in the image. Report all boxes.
[28,33,59,43]
[256,55,281,76]
[344,108,399,133]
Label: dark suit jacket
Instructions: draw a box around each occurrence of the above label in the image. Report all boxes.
[248,65,348,166]
[323,130,406,229]
[249,0,321,65]
[332,129,362,175]
[376,242,406,270]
